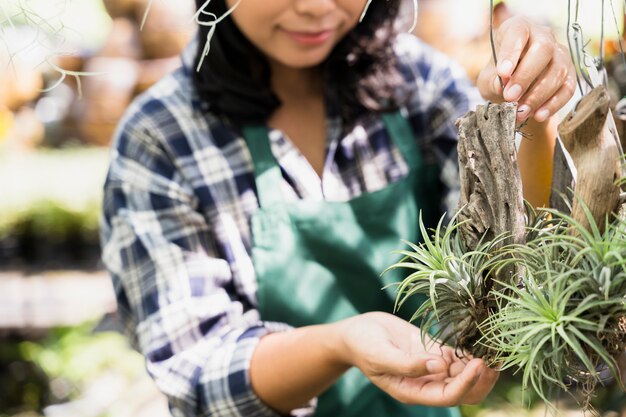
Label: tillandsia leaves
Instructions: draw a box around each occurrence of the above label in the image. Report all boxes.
[384,210,510,358]
[389,199,626,408]
[480,202,626,404]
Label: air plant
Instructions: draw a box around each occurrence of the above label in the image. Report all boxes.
[385,211,509,359]
[387,201,626,409]
[482,203,626,398]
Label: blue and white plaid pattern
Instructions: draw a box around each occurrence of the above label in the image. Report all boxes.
[100,33,483,417]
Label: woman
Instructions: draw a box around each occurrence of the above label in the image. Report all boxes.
[101,1,576,416]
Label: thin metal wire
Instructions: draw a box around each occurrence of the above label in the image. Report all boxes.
[567,0,585,96]
[600,0,606,71]
[572,23,595,89]
[490,0,504,91]
[572,0,596,89]
[359,0,373,22]
[607,0,626,177]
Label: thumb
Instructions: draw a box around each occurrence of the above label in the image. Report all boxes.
[477,65,506,101]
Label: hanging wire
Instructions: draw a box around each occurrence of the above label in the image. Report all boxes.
[600,0,611,87]
[567,0,585,96]
[408,0,418,33]
[490,0,504,91]
[572,23,596,89]
[573,0,596,90]
[607,0,626,175]
[194,0,242,72]
[360,0,373,22]
[600,0,606,71]
[569,0,595,91]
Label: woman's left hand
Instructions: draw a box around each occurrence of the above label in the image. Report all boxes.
[476,16,577,123]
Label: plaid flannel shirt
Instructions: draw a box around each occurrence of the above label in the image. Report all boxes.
[100,33,483,417]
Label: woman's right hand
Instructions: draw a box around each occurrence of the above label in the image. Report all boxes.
[336,312,499,406]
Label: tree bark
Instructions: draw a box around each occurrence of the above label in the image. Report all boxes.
[456,102,526,254]
[557,86,622,232]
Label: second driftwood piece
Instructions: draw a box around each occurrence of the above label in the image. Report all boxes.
[557,86,622,232]
[456,102,526,257]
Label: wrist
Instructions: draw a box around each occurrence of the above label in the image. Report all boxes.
[323,318,355,370]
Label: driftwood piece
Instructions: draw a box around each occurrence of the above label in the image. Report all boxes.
[549,137,575,214]
[612,99,626,154]
[456,102,526,254]
[557,86,622,232]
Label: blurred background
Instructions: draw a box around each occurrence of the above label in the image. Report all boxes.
[0,0,625,416]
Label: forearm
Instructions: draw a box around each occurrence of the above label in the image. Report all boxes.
[517,116,558,208]
[250,321,350,415]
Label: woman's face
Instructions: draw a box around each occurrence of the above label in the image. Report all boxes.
[225,0,368,69]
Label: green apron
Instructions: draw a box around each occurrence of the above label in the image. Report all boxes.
[243,112,459,417]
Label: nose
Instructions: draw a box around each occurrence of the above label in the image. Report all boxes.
[293,0,336,17]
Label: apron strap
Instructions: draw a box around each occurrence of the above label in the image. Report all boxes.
[243,111,424,208]
[242,126,285,208]
[381,111,423,171]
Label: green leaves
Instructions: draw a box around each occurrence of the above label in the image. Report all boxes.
[388,204,626,407]
[385,211,506,354]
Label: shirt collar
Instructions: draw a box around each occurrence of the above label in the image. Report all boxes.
[180,32,199,75]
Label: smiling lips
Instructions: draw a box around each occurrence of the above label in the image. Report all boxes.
[281,28,334,45]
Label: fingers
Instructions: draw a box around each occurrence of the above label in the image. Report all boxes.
[527,77,576,123]
[398,358,486,407]
[476,65,504,102]
[376,357,500,407]
[368,348,447,378]
[460,364,500,405]
[516,45,575,122]
[495,16,531,79]
[502,28,555,103]
[477,16,576,121]
[438,359,487,405]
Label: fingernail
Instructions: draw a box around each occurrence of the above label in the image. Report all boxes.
[505,84,522,101]
[498,60,514,76]
[426,360,445,373]
[535,108,550,122]
[517,104,531,121]
[493,77,502,94]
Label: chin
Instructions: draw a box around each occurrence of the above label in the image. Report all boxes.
[277,52,332,69]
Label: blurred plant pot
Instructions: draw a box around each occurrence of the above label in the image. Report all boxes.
[99,18,141,59]
[74,57,138,146]
[0,345,51,414]
[138,29,192,60]
[134,0,194,59]
[0,235,20,270]
[16,233,101,271]
[103,0,137,19]
[8,202,102,270]
[0,57,43,111]
[135,56,181,94]
[3,107,45,152]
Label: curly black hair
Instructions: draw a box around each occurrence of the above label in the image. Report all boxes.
[192,0,407,129]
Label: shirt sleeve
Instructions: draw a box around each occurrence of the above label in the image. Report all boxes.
[100,118,315,417]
